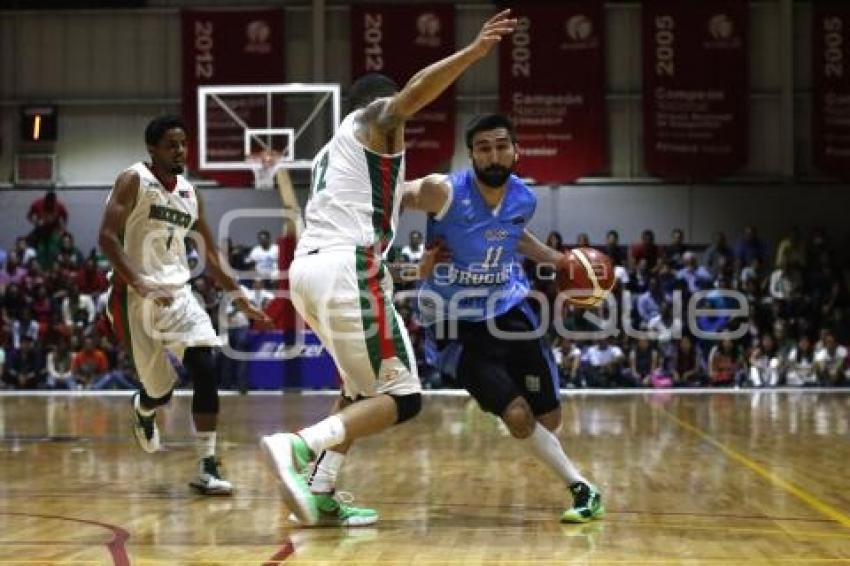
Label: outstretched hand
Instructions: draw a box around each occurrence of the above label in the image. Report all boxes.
[468,9,518,60]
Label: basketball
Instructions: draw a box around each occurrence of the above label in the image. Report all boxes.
[556,247,616,308]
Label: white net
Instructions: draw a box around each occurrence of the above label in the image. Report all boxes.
[248,150,286,190]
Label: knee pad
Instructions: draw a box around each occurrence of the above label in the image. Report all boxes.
[392,393,422,424]
[140,388,173,409]
[184,347,220,414]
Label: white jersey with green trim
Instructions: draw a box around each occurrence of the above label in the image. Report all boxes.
[112,162,198,288]
[297,111,406,257]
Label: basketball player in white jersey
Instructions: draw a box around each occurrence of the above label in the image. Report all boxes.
[99,116,272,495]
[261,10,517,527]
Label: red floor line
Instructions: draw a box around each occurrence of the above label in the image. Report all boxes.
[262,540,295,565]
[0,511,130,566]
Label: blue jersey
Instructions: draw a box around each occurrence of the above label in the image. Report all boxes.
[419,168,535,323]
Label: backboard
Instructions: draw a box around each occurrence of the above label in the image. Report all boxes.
[197,83,341,172]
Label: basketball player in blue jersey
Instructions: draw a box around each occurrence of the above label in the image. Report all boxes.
[401,114,604,523]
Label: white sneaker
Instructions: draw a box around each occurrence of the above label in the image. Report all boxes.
[189,456,234,495]
[260,433,318,525]
[130,392,160,453]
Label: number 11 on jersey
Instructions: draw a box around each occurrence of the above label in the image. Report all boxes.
[482,245,503,269]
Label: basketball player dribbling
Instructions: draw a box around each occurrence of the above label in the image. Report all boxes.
[402,114,605,522]
[261,11,518,527]
[99,115,272,495]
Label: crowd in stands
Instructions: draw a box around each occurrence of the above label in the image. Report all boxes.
[1,190,847,391]
[393,226,850,389]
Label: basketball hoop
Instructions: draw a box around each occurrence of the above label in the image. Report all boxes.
[248,149,286,190]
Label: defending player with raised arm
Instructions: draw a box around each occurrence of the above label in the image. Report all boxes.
[260,11,517,527]
[99,115,272,495]
[401,114,605,523]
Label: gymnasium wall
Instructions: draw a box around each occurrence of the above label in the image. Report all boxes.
[0,2,845,253]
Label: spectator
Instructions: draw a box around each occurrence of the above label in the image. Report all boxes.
[628,258,652,295]
[786,335,818,387]
[2,283,29,321]
[807,226,833,268]
[0,256,27,292]
[673,335,704,387]
[748,334,781,387]
[242,278,275,311]
[636,277,665,328]
[222,291,252,393]
[814,331,849,386]
[768,257,802,303]
[553,336,581,387]
[46,339,75,389]
[11,306,40,349]
[546,231,564,252]
[56,233,85,269]
[775,227,806,271]
[575,232,591,248]
[739,256,767,290]
[772,319,795,375]
[71,336,110,389]
[91,347,138,390]
[4,335,46,389]
[604,230,625,267]
[664,228,687,269]
[28,189,68,241]
[703,231,734,277]
[14,237,37,266]
[708,339,745,386]
[676,252,712,294]
[630,229,662,271]
[400,230,425,263]
[76,257,108,295]
[734,225,768,270]
[627,338,662,386]
[247,229,279,282]
[583,337,626,387]
[62,284,95,330]
[655,257,678,296]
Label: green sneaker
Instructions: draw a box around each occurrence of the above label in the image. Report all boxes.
[561,482,605,523]
[290,492,379,527]
[261,433,318,525]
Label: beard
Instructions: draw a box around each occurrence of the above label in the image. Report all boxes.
[473,163,512,188]
[170,164,184,175]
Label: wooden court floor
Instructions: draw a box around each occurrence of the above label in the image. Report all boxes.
[0,390,848,565]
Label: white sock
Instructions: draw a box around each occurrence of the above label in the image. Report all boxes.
[308,450,345,494]
[522,423,587,487]
[297,415,346,456]
[196,431,216,460]
[134,394,155,417]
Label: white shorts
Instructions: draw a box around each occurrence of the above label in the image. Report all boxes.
[107,284,221,398]
[289,247,420,399]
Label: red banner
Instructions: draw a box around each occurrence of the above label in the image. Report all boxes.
[350,4,455,178]
[642,0,748,180]
[813,1,850,179]
[181,9,285,186]
[499,2,607,184]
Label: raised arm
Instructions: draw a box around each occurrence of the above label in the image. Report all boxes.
[518,229,564,265]
[401,174,451,214]
[363,9,516,133]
